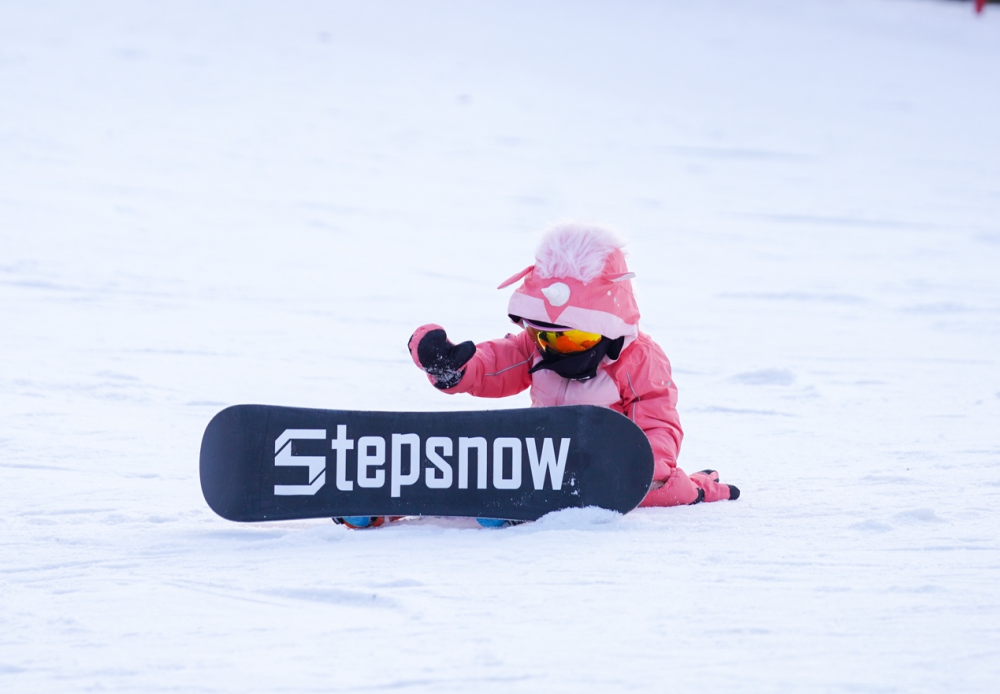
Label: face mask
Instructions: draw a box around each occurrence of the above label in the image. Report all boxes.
[528,335,625,381]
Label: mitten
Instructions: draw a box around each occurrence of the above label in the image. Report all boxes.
[408,324,476,390]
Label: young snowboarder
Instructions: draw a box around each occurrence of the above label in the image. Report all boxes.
[340,223,738,528]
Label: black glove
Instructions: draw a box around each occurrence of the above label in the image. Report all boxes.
[408,326,477,390]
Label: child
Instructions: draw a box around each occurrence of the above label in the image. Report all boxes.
[339,224,738,529]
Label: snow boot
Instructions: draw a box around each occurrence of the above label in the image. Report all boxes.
[476,518,524,528]
[333,516,387,529]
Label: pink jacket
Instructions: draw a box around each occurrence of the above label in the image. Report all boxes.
[440,328,683,482]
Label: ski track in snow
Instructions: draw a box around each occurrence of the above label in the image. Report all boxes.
[2,0,999,692]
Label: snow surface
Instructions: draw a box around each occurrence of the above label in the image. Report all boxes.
[3,1,1000,692]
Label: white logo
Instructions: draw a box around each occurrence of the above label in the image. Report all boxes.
[273,427,571,497]
[273,429,327,496]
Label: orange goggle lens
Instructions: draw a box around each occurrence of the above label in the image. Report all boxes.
[527,327,602,354]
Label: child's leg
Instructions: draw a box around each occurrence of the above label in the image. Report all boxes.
[688,469,737,502]
[640,468,736,507]
[640,469,700,506]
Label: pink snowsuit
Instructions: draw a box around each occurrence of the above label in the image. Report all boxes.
[413,231,732,506]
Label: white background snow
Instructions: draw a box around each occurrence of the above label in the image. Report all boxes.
[2,0,999,691]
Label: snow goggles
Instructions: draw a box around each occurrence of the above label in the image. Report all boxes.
[527,326,602,354]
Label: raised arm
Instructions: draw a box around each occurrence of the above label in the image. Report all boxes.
[409,324,534,399]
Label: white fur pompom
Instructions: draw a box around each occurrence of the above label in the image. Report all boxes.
[534,223,625,283]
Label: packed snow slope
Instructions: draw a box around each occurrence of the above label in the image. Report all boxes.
[2,1,999,692]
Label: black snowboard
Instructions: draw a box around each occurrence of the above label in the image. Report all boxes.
[200,404,654,522]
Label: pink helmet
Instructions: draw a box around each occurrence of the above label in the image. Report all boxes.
[499,223,640,340]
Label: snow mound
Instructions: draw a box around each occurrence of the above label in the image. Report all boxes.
[530,506,624,530]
